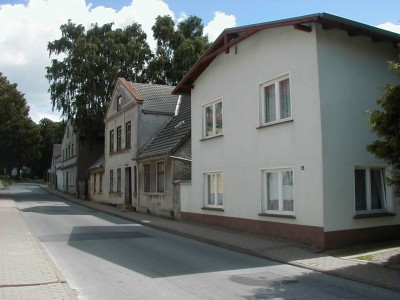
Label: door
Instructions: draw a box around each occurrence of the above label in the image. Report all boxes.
[125,167,132,206]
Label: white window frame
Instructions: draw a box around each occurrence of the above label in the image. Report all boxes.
[259,74,292,126]
[203,171,223,208]
[261,167,295,215]
[202,98,223,138]
[354,166,388,215]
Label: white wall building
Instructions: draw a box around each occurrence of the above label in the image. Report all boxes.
[173,13,400,250]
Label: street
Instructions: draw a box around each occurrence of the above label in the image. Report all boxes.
[7,183,399,299]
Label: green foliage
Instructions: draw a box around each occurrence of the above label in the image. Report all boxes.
[147,15,210,85]
[46,21,152,140]
[367,59,400,191]
[0,73,42,176]
[30,118,65,179]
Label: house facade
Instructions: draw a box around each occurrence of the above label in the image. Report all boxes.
[136,94,191,218]
[173,13,400,250]
[48,144,61,189]
[94,78,181,208]
[59,119,103,198]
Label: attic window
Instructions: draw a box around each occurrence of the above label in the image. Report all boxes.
[117,96,122,111]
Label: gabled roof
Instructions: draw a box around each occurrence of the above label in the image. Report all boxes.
[173,12,400,94]
[88,154,105,171]
[129,82,179,115]
[137,93,191,160]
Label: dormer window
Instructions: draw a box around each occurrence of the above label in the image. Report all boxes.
[117,96,122,111]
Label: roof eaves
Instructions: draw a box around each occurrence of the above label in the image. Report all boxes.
[173,12,400,95]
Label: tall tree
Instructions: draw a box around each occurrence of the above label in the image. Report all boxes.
[147,15,210,85]
[367,59,400,192]
[46,21,152,141]
[0,72,41,176]
[31,118,65,179]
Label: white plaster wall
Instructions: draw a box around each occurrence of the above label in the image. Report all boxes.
[316,25,400,231]
[103,107,137,205]
[189,25,325,227]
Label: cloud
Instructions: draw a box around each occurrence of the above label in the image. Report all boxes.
[0,0,174,123]
[376,22,400,34]
[204,11,236,41]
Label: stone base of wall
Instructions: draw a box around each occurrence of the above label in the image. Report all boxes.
[181,212,400,250]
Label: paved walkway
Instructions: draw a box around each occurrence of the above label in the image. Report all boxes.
[0,182,399,299]
[0,190,77,299]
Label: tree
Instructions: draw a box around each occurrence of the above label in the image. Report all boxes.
[147,15,210,85]
[367,59,400,192]
[46,21,152,141]
[0,73,42,177]
[30,118,65,179]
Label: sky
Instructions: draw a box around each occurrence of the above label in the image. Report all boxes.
[0,0,399,123]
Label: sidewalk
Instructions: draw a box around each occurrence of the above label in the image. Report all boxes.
[0,191,77,299]
[42,186,400,293]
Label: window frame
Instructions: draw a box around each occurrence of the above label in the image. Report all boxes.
[117,126,122,151]
[109,170,114,192]
[109,129,114,153]
[93,174,96,192]
[99,173,103,193]
[144,163,151,193]
[156,161,165,193]
[117,96,122,111]
[261,167,295,216]
[203,171,224,208]
[354,166,388,215]
[202,98,223,139]
[125,121,131,149]
[117,168,121,193]
[259,74,292,126]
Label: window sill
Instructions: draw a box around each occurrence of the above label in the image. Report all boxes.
[109,147,131,156]
[259,213,296,219]
[257,118,293,129]
[143,192,165,196]
[202,207,224,212]
[354,212,396,219]
[200,134,223,142]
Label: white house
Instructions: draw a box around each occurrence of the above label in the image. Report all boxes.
[91,78,182,208]
[173,13,400,250]
[59,119,103,198]
[48,144,61,189]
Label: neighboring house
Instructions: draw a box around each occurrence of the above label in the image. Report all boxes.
[173,13,400,250]
[48,144,61,189]
[88,154,105,202]
[136,93,191,218]
[96,78,181,208]
[59,119,103,198]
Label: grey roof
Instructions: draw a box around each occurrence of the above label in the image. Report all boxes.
[138,94,191,159]
[88,154,105,171]
[129,82,179,115]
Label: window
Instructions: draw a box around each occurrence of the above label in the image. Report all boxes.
[109,170,114,192]
[93,174,97,192]
[157,161,165,193]
[117,126,122,150]
[109,130,114,152]
[204,172,223,208]
[126,122,131,148]
[144,163,151,192]
[117,168,121,192]
[203,99,223,138]
[117,96,122,111]
[260,76,291,125]
[71,144,74,156]
[262,169,294,214]
[355,167,386,214]
[99,173,103,192]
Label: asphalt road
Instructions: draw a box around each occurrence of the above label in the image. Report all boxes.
[10,183,399,300]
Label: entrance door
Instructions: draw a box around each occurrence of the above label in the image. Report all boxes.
[125,167,132,206]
